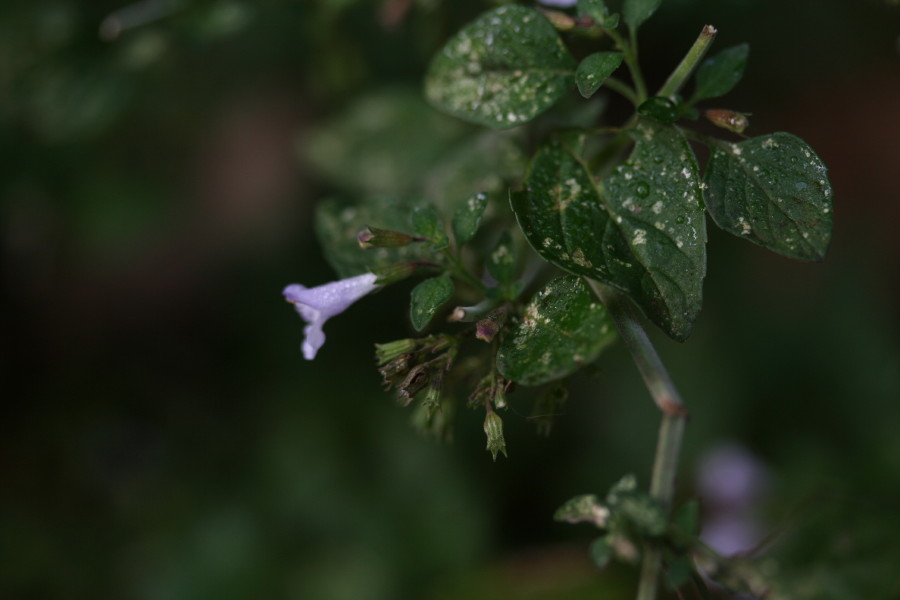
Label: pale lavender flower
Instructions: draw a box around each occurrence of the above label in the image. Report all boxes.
[696,443,771,556]
[537,0,578,7]
[283,273,380,360]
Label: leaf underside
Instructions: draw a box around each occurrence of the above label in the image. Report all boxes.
[511,119,706,341]
[424,5,575,130]
[703,132,833,261]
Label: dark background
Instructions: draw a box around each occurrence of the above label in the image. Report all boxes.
[2,0,899,598]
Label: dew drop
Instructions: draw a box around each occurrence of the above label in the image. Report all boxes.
[676,215,686,224]
[634,181,650,198]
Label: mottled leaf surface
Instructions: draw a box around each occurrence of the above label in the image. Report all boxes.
[486,231,517,285]
[316,197,432,278]
[425,6,575,129]
[703,132,833,260]
[452,192,488,246]
[410,205,449,250]
[497,276,615,385]
[691,44,749,103]
[511,120,706,340]
[305,89,464,195]
[410,273,455,331]
[424,131,525,214]
[575,51,623,98]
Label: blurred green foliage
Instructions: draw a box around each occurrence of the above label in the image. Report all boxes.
[2,0,899,599]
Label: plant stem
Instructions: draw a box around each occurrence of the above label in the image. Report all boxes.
[586,280,688,600]
[603,77,639,106]
[608,30,648,104]
[657,25,717,100]
[441,248,485,291]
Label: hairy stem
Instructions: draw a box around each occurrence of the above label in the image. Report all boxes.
[657,25,717,100]
[586,280,688,600]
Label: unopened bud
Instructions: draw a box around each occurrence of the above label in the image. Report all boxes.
[475,307,508,343]
[705,109,750,134]
[540,9,576,31]
[371,262,416,285]
[423,372,443,411]
[493,378,508,410]
[483,411,508,461]
[358,226,415,249]
[375,339,417,365]
[379,353,413,389]
[397,364,429,406]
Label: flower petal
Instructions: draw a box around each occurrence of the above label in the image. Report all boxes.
[302,321,326,360]
[282,273,379,317]
[282,273,381,360]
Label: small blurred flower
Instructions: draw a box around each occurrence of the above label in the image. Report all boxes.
[538,0,577,7]
[696,443,771,556]
[283,273,380,359]
[698,443,769,510]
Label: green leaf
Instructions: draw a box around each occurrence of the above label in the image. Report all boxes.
[486,231,517,285]
[703,132,833,261]
[304,89,465,195]
[424,6,576,130]
[316,196,433,278]
[616,493,667,537]
[410,205,450,250]
[497,276,616,385]
[410,273,455,331]
[424,130,526,214]
[672,499,700,539]
[553,494,609,527]
[511,119,707,341]
[606,474,638,502]
[691,44,749,103]
[452,192,489,246]
[590,536,614,569]
[666,556,696,589]
[575,51,624,98]
[623,0,662,31]
[638,96,679,124]
[577,0,618,28]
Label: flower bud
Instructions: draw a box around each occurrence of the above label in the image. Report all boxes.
[705,109,750,134]
[371,262,417,285]
[493,376,509,410]
[422,372,443,411]
[397,364,430,406]
[475,307,508,343]
[540,9,576,31]
[379,353,413,389]
[357,226,416,249]
[375,339,417,365]
[483,411,508,461]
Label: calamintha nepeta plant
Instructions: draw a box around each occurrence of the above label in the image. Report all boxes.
[284,0,833,597]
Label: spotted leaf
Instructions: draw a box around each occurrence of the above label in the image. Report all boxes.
[511,119,707,341]
[425,6,576,130]
[497,276,615,386]
[703,132,833,260]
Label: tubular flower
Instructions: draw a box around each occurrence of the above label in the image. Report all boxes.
[283,273,380,360]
